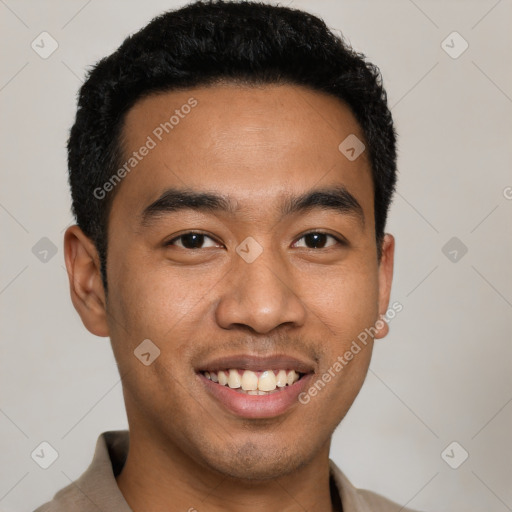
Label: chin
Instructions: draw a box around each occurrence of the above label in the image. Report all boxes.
[201,440,310,481]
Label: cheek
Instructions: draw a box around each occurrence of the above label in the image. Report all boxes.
[108,254,215,339]
[105,262,203,406]
[105,255,224,386]
[300,261,380,343]
[299,271,378,420]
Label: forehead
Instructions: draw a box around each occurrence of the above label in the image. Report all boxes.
[113,83,373,222]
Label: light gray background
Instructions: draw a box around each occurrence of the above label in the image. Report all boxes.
[1,1,511,511]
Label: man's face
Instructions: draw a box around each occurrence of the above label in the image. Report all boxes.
[95,84,393,479]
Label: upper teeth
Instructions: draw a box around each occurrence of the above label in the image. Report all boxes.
[203,369,301,392]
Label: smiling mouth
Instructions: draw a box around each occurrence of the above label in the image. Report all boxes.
[200,369,306,395]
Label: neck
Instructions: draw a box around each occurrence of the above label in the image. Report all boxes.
[116,426,337,512]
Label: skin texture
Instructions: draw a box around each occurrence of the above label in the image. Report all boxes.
[64,83,395,512]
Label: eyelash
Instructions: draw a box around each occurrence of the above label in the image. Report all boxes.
[165,231,346,249]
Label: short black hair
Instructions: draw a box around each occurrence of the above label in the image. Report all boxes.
[68,0,397,290]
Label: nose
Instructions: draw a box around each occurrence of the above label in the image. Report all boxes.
[215,248,307,334]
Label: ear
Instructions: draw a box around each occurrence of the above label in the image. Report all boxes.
[374,233,395,340]
[64,225,109,337]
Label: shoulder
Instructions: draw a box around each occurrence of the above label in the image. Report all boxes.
[32,482,95,512]
[32,430,131,512]
[357,488,420,511]
[329,459,422,512]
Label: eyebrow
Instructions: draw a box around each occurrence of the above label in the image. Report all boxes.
[140,185,365,227]
[281,185,364,227]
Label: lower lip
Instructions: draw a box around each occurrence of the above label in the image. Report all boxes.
[198,373,313,419]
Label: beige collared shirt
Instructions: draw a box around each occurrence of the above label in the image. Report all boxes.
[33,430,418,512]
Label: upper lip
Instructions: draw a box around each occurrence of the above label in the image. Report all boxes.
[195,354,315,374]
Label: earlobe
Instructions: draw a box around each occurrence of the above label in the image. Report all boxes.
[374,233,395,340]
[64,225,110,337]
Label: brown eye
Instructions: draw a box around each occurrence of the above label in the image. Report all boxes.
[167,232,220,249]
[293,232,343,249]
